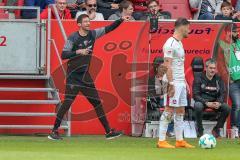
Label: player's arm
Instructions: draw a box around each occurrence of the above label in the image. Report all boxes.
[164,57,173,83]
[164,57,174,97]
[163,43,174,97]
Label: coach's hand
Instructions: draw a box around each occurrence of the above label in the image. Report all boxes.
[76,49,90,55]
[168,84,175,97]
[206,102,215,109]
[213,102,221,109]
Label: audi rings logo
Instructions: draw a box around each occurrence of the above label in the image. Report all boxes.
[104,41,132,52]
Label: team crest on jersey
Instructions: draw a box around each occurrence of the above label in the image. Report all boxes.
[167,50,172,54]
[172,99,177,104]
[83,40,88,46]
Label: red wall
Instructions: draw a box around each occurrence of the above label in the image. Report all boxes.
[0,21,232,135]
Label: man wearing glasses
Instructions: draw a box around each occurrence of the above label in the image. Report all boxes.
[75,0,104,20]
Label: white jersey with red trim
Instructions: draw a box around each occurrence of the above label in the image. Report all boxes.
[163,37,185,82]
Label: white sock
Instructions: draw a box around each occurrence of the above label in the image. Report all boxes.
[159,111,172,141]
[174,114,184,141]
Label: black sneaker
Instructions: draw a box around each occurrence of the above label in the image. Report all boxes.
[105,129,123,140]
[212,128,220,138]
[48,130,63,140]
[197,129,204,138]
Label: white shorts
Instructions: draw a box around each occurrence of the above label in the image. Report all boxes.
[168,82,187,107]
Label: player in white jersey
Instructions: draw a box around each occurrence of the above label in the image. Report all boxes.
[157,18,195,148]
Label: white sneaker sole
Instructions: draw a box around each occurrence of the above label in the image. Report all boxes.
[106,133,122,140]
[47,135,63,140]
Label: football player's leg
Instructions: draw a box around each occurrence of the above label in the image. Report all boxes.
[157,106,175,148]
[174,107,185,141]
[159,106,174,141]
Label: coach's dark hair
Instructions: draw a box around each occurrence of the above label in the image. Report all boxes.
[77,14,89,24]
[174,18,190,28]
[147,0,159,7]
[205,58,217,67]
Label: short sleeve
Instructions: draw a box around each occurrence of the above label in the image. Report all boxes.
[163,45,174,59]
[62,34,75,51]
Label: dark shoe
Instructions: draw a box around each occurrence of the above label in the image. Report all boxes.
[48,130,63,140]
[166,132,175,138]
[105,129,123,140]
[212,128,220,138]
[197,129,203,138]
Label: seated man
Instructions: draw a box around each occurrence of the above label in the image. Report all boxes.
[97,0,121,19]
[140,0,171,20]
[40,0,72,19]
[192,0,223,20]
[108,0,135,20]
[75,0,104,20]
[67,0,86,18]
[193,58,230,138]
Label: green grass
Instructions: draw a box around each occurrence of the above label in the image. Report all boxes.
[0,135,239,160]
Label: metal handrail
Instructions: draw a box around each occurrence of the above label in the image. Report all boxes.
[50,39,67,76]
[47,5,70,136]
[47,4,67,77]
[51,4,67,41]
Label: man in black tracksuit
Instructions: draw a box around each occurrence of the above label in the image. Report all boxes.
[48,14,130,140]
[193,58,230,138]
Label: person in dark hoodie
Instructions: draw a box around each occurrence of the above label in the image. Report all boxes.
[193,58,230,138]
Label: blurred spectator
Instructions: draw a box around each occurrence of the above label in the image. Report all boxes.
[38,0,55,12]
[132,0,147,12]
[75,0,104,20]
[193,58,230,138]
[147,57,175,137]
[40,0,72,19]
[228,24,240,138]
[21,0,55,19]
[236,0,240,11]
[67,0,86,18]
[108,0,135,20]
[5,0,17,6]
[140,0,171,20]
[219,24,240,138]
[215,1,240,21]
[192,0,223,20]
[3,0,17,14]
[215,1,232,20]
[131,0,148,20]
[97,0,122,19]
